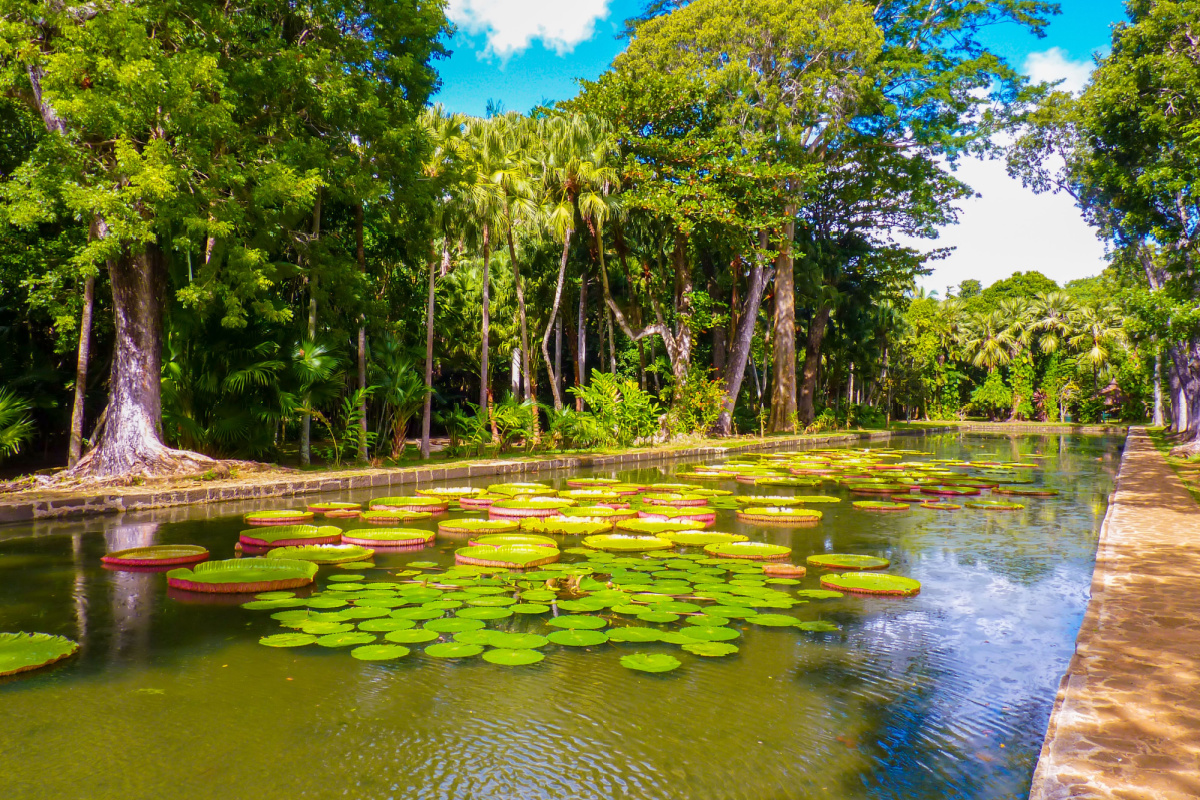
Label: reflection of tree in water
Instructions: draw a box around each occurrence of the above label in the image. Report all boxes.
[104,523,160,662]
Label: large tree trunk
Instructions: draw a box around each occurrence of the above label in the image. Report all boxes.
[67,246,217,479]
[67,272,96,467]
[797,301,832,427]
[575,266,588,410]
[767,217,797,432]
[1168,338,1200,456]
[540,230,572,410]
[355,203,368,463]
[480,225,492,412]
[1153,348,1165,427]
[420,254,436,459]
[716,237,769,436]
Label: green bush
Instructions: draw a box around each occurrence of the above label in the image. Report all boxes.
[556,370,662,448]
[969,372,1012,420]
[665,366,725,437]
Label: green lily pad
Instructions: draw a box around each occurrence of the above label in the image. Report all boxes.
[510,603,551,615]
[316,631,377,647]
[300,621,355,635]
[357,618,416,632]
[546,630,609,646]
[241,598,307,610]
[605,627,663,643]
[797,620,841,632]
[615,519,705,535]
[389,607,444,620]
[747,614,797,627]
[456,607,514,620]
[521,517,613,536]
[473,533,558,548]
[258,632,317,648]
[339,606,391,620]
[805,554,890,570]
[455,544,560,567]
[424,617,485,633]
[266,544,375,564]
[619,652,681,673]
[306,596,350,609]
[167,558,318,592]
[351,644,411,660]
[583,534,674,552]
[703,542,792,560]
[546,615,607,630]
[821,572,922,596]
[637,611,680,624]
[482,648,545,666]
[794,589,844,599]
[681,626,739,641]
[703,605,758,619]
[384,628,440,644]
[489,632,550,649]
[424,642,484,658]
[681,641,739,657]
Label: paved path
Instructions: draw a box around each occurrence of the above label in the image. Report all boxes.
[1031,428,1200,800]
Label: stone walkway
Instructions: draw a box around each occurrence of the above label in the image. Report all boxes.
[1031,428,1200,800]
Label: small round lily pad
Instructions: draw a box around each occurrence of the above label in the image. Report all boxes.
[384,628,440,644]
[546,615,607,630]
[259,633,318,648]
[619,652,681,673]
[424,642,484,658]
[316,631,377,647]
[351,644,411,660]
[546,630,609,646]
[482,648,545,666]
[682,641,739,657]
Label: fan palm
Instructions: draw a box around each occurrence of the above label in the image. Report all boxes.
[1031,291,1079,354]
[1069,304,1126,394]
[0,389,34,461]
[963,310,1016,370]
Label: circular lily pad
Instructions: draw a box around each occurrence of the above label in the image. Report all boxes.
[307,502,361,517]
[546,615,607,630]
[821,572,922,597]
[0,632,79,677]
[747,613,797,627]
[370,496,449,512]
[471,533,558,548]
[797,620,841,632]
[682,641,739,657]
[424,642,484,658]
[560,506,637,520]
[681,625,739,641]
[167,558,318,593]
[965,500,1026,510]
[583,534,673,552]
[384,628,440,644]
[619,652,681,673]
[316,631,377,647]
[341,528,434,547]
[546,630,609,646]
[438,518,520,536]
[482,648,544,666]
[520,517,612,536]
[102,544,209,568]
[259,632,317,647]
[806,554,890,570]
[637,611,680,624]
[993,486,1058,497]
[615,519,705,535]
[266,544,375,564]
[357,618,416,632]
[510,603,551,615]
[351,644,411,660]
[735,506,823,525]
[244,510,314,526]
[654,530,749,547]
[703,542,791,561]
[361,509,433,524]
[605,627,663,643]
[851,501,911,512]
[920,485,981,496]
[239,525,343,548]
[424,617,485,633]
[489,497,576,519]
[455,544,560,567]
[417,486,485,499]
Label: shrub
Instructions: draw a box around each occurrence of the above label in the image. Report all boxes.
[969,372,1012,420]
[665,366,725,437]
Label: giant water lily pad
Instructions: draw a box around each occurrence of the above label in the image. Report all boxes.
[619,653,680,673]
[797,620,841,632]
[417,486,485,500]
[489,497,576,518]
[167,558,318,593]
[521,517,612,536]
[615,519,705,535]
[703,542,791,561]
[0,632,79,676]
[546,630,609,646]
[351,644,411,660]
[735,507,823,525]
[471,533,558,548]
[370,496,449,512]
[482,648,545,666]
[654,530,748,547]
[244,510,314,526]
[307,502,361,517]
[965,500,1025,510]
[239,525,343,548]
[438,518,520,536]
[455,544,560,567]
[583,534,673,552]
[560,506,637,520]
[851,500,911,512]
[266,544,375,564]
[821,572,921,597]
[361,509,433,524]
[805,553,890,570]
[102,545,209,568]
[341,528,434,547]
[682,642,739,657]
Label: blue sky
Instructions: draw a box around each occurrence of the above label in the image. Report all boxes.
[433,0,1131,293]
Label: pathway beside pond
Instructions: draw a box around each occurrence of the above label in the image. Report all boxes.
[1031,427,1200,800]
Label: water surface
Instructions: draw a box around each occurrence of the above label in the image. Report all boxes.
[0,433,1121,800]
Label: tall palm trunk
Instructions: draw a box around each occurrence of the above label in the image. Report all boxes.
[576,267,588,410]
[355,203,368,463]
[540,230,573,410]
[301,191,321,467]
[507,227,538,444]
[67,273,95,466]
[480,224,492,413]
[420,252,437,459]
[716,234,770,436]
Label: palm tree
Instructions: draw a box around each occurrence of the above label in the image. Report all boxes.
[963,309,1016,370]
[535,113,616,410]
[0,389,34,461]
[1069,303,1126,398]
[1031,291,1079,354]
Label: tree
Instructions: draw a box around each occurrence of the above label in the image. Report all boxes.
[0,0,446,478]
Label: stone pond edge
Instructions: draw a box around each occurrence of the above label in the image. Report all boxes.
[0,422,1125,526]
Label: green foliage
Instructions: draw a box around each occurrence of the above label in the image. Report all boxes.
[970,372,1013,420]
[665,366,725,437]
[0,389,34,460]
[1009,354,1035,420]
[556,370,662,448]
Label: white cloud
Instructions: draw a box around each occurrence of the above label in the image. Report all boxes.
[912,154,1109,295]
[1024,47,1094,94]
[448,0,613,59]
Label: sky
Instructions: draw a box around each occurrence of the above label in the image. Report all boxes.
[432,0,1131,295]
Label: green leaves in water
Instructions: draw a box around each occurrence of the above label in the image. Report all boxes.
[797,621,840,632]
[259,633,318,648]
[681,626,739,642]
[482,648,544,666]
[316,632,376,647]
[351,644,410,661]
[424,642,484,658]
[619,653,681,673]
[384,629,440,644]
[605,627,663,643]
[546,630,609,647]
[805,554,890,571]
[424,617,485,633]
[681,642,738,657]
[546,615,606,630]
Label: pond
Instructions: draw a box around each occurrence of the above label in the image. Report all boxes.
[0,433,1121,800]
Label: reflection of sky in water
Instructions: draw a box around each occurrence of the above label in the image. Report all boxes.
[0,433,1118,800]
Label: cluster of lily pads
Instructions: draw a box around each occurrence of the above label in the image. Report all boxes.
[244,547,855,672]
